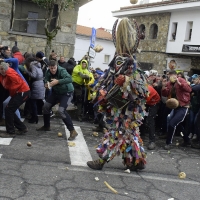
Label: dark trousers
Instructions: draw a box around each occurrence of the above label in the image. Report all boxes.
[43,92,74,131]
[194,109,200,141]
[72,82,83,117]
[166,107,189,145]
[141,103,159,142]
[0,84,9,119]
[5,91,30,134]
[161,104,171,134]
[30,99,44,116]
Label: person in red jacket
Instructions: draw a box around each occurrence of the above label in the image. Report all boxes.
[11,46,25,65]
[162,70,191,150]
[0,60,30,137]
[141,84,160,150]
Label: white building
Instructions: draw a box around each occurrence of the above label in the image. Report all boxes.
[74,25,116,71]
[166,2,200,56]
[112,0,200,73]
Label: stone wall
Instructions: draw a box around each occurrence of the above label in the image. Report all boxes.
[129,13,200,74]
[0,0,78,59]
[130,13,171,74]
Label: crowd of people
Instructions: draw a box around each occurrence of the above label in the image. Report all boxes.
[0,45,106,140]
[0,44,200,153]
[142,69,200,150]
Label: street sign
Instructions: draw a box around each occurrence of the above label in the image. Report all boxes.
[90,27,96,48]
[88,47,96,58]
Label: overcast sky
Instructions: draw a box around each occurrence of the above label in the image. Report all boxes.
[77,0,162,29]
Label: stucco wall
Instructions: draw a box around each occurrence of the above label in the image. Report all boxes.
[166,10,200,54]
[74,35,115,71]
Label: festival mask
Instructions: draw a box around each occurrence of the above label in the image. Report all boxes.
[110,55,133,76]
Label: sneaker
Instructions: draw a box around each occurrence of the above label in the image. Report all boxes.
[193,134,197,140]
[188,133,193,139]
[50,111,55,118]
[148,142,156,150]
[87,159,105,170]
[164,144,171,150]
[36,126,51,131]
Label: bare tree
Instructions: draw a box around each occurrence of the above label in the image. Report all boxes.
[32,0,78,57]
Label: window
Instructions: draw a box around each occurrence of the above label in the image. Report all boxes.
[11,0,58,35]
[104,55,110,64]
[149,23,158,39]
[170,22,178,40]
[185,21,193,41]
[139,24,145,40]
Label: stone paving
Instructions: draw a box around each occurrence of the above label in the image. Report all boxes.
[0,117,200,200]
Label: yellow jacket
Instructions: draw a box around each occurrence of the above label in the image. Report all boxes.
[85,72,95,100]
[72,60,90,85]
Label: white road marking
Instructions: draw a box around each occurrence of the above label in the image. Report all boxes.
[64,125,92,167]
[0,127,6,131]
[68,167,200,186]
[0,137,13,159]
[0,138,13,145]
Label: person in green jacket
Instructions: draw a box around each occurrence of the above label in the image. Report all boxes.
[37,60,78,141]
[72,59,90,121]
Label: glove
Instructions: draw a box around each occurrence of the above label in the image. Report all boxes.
[78,72,89,79]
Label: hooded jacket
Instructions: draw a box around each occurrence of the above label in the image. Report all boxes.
[0,67,30,97]
[26,61,45,99]
[45,65,74,95]
[4,58,27,84]
[72,60,90,85]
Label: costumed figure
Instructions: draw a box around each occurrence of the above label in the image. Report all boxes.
[87,18,149,171]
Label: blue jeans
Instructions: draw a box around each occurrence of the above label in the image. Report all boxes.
[3,96,21,120]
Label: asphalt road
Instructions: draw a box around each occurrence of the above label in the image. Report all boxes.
[0,116,200,200]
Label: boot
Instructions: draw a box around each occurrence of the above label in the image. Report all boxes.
[87,159,105,170]
[0,119,6,126]
[28,116,38,124]
[44,114,50,127]
[36,114,51,131]
[92,126,103,132]
[68,129,78,141]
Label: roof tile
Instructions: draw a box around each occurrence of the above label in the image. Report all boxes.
[76,25,112,41]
